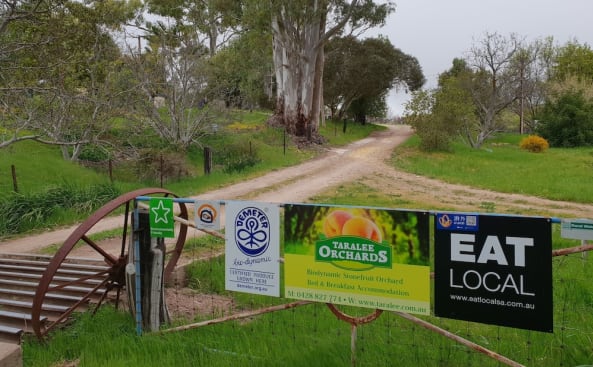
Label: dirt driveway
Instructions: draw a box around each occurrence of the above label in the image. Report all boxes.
[210,123,593,219]
[1,124,592,255]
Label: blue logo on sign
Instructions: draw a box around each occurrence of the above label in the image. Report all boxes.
[436,213,479,231]
[234,207,270,257]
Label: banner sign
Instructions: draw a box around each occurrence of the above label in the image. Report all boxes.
[561,218,593,240]
[284,205,430,315]
[434,213,553,332]
[194,200,221,230]
[225,201,280,297]
[148,197,175,238]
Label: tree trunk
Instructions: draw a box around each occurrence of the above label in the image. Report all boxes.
[310,12,326,133]
[269,1,360,140]
[271,4,324,140]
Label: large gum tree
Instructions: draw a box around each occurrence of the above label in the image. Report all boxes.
[267,0,393,140]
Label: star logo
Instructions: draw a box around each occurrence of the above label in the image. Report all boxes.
[151,200,171,224]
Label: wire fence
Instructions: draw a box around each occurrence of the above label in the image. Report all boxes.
[157,219,593,367]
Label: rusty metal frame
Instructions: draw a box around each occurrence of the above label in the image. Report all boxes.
[31,188,188,338]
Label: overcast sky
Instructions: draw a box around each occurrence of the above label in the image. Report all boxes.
[371,0,593,116]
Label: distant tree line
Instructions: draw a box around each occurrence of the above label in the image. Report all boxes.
[404,32,593,150]
[1,0,423,161]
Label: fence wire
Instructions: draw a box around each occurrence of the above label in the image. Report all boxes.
[158,223,593,367]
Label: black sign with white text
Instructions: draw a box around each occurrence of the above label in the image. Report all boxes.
[434,214,552,333]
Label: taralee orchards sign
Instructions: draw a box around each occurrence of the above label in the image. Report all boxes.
[283,205,431,315]
[434,214,552,332]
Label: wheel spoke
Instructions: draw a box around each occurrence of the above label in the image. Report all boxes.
[32,188,189,339]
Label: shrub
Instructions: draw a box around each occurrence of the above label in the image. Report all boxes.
[78,144,110,162]
[519,135,549,153]
[134,150,191,182]
[404,86,472,152]
[536,91,593,147]
[215,142,261,173]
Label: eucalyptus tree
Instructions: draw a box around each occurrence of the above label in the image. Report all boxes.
[144,0,242,56]
[535,41,593,147]
[265,0,394,140]
[120,0,244,151]
[552,41,593,83]
[207,29,274,109]
[324,35,424,121]
[404,62,475,151]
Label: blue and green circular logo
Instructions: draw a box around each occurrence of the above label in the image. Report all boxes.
[234,207,270,257]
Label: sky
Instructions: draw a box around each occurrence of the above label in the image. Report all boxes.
[371,0,593,116]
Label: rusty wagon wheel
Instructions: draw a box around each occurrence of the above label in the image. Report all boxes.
[31,188,189,339]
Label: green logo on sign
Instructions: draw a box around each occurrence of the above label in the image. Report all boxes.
[315,236,392,271]
[149,198,174,238]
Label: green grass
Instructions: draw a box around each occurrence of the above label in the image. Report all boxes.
[0,112,383,200]
[0,112,383,239]
[22,243,593,367]
[310,182,420,209]
[16,128,593,366]
[392,134,593,203]
[0,141,113,197]
[321,119,385,145]
[0,182,121,237]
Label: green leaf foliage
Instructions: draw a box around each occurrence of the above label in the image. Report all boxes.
[537,91,593,147]
[0,183,120,236]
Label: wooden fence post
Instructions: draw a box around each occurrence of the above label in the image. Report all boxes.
[204,147,212,175]
[126,210,170,333]
[108,159,113,183]
[11,164,18,193]
[160,154,164,188]
[283,129,286,155]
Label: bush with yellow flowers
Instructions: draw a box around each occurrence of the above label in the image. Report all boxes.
[519,135,549,153]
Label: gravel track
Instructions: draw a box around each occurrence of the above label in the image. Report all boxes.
[1,124,592,256]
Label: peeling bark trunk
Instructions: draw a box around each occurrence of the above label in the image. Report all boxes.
[310,12,326,135]
[271,3,325,139]
[270,1,358,140]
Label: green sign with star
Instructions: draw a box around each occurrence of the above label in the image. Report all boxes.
[149,197,175,238]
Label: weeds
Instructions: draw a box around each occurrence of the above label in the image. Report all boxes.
[0,183,120,237]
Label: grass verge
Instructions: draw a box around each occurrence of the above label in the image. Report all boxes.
[392,134,593,203]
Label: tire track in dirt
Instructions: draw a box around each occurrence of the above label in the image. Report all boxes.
[361,166,593,219]
[196,125,412,203]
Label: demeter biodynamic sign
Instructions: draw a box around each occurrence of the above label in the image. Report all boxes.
[225,201,280,297]
[284,204,430,315]
[434,213,552,332]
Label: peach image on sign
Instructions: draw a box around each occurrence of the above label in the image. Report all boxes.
[323,210,353,238]
[342,216,382,243]
[323,210,382,243]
